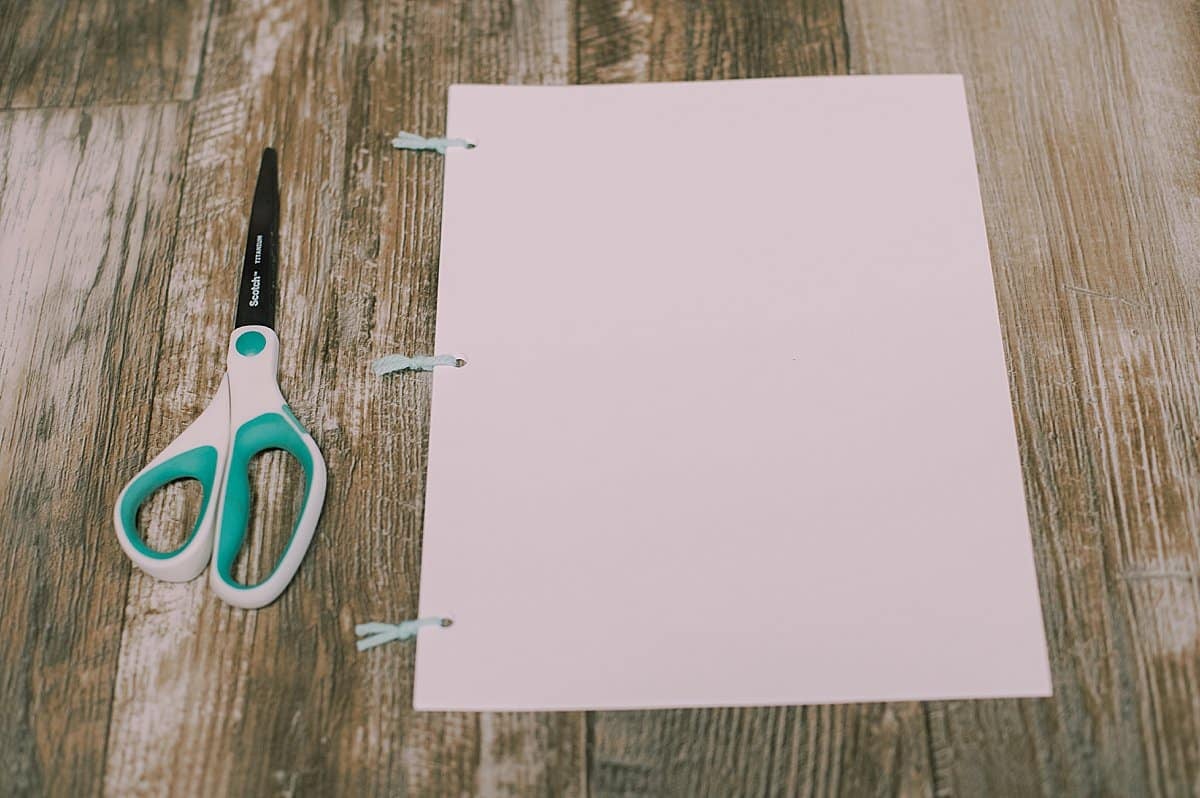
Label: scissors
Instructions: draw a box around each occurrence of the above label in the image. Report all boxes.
[114,148,327,609]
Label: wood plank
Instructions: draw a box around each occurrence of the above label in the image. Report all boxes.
[573,3,933,796]
[590,705,931,797]
[0,104,188,795]
[575,0,847,82]
[101,1,580,795]
[846,0,1200,793]
[0,0,212,109]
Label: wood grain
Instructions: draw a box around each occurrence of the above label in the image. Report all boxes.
[575,0,846,83]
[846,0,1200,794]
[98,1,581,796]
[0,0,213,109]
[0,105,188,795]
[589,705,931,797]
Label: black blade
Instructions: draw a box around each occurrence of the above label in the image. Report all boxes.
[235,148,279,329]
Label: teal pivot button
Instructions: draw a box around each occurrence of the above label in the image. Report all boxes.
[235,330,266,356]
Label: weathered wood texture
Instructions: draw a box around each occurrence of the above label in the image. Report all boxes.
[846,0,1200,795]
[575,0,846,83]
[0,0,213,108]
[0,106,188,795]
[99,1,580,796]
[1,0,1199,795]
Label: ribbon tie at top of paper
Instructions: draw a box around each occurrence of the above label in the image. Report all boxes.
[392,131,475,154]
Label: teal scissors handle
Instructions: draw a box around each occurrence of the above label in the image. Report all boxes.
[114,327,327,608]
[113,377,230,583]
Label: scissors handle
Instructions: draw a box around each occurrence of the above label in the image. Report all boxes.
[210,326,327,608]
[113,378,230,582]
[114,326,326,609]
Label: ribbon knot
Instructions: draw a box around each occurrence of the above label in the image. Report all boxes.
[355,617,451,651]
[372,354,463,375]
[391,131,475,154]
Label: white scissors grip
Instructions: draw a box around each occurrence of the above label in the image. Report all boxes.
[112,377,231,582]
[207,326,327,609]
[114,326,325,608]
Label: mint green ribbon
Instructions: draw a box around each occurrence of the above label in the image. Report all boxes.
[355,618,451,651]
[372,354,461,375]
[391,131,475,154]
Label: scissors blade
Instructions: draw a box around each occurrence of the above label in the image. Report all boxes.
[235,148,279,329]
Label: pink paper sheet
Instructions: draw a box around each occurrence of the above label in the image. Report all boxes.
[413,76,1051,711]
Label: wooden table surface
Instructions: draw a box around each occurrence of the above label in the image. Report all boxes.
[2,1,1198,795]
